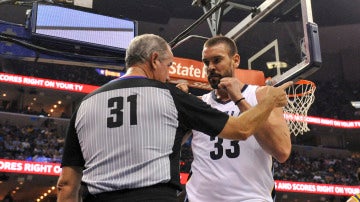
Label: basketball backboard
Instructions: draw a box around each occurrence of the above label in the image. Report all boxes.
[226,0,322,86]
[170,0,322,87]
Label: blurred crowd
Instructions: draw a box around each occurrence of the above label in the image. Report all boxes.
[309,79,360,120]
[274,151,360,186]
[0,121,64,163]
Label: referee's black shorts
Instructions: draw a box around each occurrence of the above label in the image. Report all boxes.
[83,183,178,202]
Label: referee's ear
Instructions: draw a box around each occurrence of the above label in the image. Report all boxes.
[150,51,160,70]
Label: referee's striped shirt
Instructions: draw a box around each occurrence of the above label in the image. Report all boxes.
[61,77,229,195]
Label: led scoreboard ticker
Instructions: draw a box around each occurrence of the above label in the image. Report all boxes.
[0,159,61,176]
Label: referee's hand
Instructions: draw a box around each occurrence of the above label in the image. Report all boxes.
[262,81,293,108]
[176,82,189,94]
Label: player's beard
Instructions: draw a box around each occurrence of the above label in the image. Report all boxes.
[207,67,233,89]
[208,72,222,89]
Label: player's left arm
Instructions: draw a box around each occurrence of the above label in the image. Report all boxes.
[253,86,291,163]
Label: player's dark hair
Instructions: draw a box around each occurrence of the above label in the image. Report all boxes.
[203,35,238,57]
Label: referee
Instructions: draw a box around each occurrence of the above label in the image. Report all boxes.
[56,34,292,202]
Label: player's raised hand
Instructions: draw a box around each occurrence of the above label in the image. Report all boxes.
[218,77,245,102]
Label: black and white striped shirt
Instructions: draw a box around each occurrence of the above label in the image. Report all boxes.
[61,77,228,195]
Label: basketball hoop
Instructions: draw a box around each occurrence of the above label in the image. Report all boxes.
[283,80,316,136]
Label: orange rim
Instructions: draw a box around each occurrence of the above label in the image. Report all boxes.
[287,79,316,98]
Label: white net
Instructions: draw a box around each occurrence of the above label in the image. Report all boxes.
[283,80,316,136]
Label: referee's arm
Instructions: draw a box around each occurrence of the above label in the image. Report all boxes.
[57,166,83,202]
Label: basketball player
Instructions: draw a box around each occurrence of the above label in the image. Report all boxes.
[346,168,360,202]
[185,36,292,201]
[56,34,292,202]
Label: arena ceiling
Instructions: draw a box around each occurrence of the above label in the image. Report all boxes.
[92,0,360,26]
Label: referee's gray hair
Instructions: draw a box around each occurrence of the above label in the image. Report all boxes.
[125,34,169,69]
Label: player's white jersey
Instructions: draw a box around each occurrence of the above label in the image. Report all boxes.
[186,85,275,202]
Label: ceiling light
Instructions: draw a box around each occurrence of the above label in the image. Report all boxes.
[351,101,360,109]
